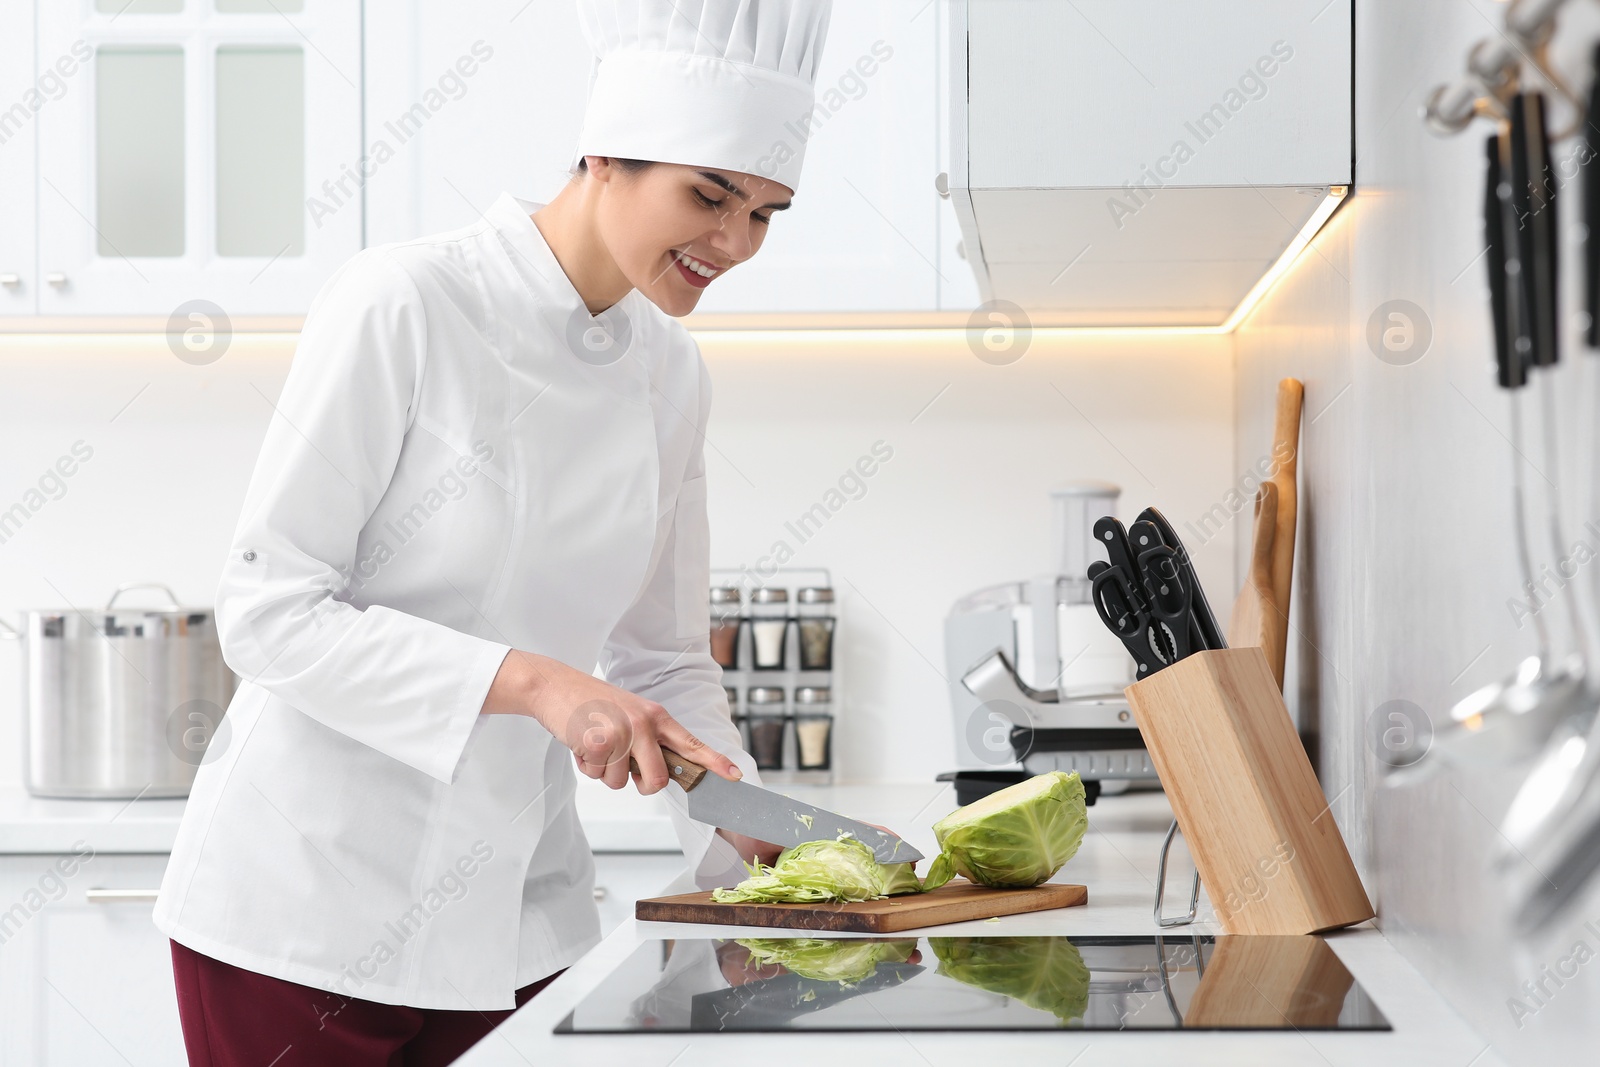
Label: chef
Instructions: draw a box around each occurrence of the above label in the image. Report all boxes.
[154,1,834,1063]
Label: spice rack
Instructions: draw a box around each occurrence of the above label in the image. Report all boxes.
[710,566,836,786]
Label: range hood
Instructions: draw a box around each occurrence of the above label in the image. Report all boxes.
[946,0,1353,329]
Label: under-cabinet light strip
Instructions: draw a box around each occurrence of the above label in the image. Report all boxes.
[1212,184,1349,335]
[0,189,1346,340]
[690,185,1350,338]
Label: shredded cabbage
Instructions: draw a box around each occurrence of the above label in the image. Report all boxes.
[711,836,929,904]
[734,937,917,986]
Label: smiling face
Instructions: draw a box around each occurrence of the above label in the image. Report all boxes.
[586,158,794,317]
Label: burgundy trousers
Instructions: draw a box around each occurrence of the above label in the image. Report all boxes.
[170,940,562,1067]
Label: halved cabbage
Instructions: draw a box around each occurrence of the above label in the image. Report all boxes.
[922,771,1087,890]
[930,936,1090,1022]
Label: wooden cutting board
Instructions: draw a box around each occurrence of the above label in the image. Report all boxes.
[1227,482,1285,688]
[636,878,1087,934]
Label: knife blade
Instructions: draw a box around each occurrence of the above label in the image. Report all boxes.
[644,747,923,863]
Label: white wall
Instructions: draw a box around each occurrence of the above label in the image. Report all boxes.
[0,327,1232,790]
[1233,1,1600,1061]
[697,329,1234,781]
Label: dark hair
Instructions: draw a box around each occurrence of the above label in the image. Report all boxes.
[576,157,654,175]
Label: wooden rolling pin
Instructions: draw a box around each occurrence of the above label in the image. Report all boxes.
[1267,379,1303,687]
[1227,482,1285,688]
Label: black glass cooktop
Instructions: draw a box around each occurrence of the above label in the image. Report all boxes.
[555,934,1391,1034]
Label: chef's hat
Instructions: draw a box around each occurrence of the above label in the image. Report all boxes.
[575,0,833,193]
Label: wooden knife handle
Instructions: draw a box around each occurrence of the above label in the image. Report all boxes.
[628,746,709,791]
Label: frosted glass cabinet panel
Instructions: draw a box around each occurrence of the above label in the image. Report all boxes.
[215,46,305,257]
[95,0,184,12]
[36,1,360,316]
[0,2,37,316]
[95,47,186,258]
[217,0,305,10]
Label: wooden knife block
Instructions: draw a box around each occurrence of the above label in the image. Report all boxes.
[1125,648,1374,935]
[1184,936,1354,1028]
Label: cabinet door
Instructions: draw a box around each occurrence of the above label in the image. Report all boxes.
[364,0,592,246]
[367,2,941,313]
[0,1,37,315]
[0,853,182,1066]
[591,853,687,934]
[693,2,942,314]
[36,0,362,317]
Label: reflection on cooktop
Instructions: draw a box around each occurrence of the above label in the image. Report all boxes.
[554,934,1391,1034]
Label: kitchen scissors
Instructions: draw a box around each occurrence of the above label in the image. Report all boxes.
[1089,516,1198,677]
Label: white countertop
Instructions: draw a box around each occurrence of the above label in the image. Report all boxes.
[458,788,1507,1067]
[0,775,693,854]
[0,787,187,853]
[0,776,922,855]
[0,774,955,855]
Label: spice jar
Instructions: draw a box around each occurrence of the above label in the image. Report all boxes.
[795,587,835,671]
[745,686,788,770]
[709,587,742,669]
[793,687,833,770]
[748,587,790,671]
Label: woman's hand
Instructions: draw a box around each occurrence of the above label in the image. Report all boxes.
[482,649,742,795]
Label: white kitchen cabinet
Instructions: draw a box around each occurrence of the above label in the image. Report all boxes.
[365,0,944,314]
[948,0,1352,325]
[33,0,362,318]
[0,852,183,1067]
[0,1,38,317]
[0,846,683,1064]
[698,0,942,314]
[591,852,687,935]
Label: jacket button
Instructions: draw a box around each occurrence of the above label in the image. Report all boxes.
[242,550,257,563]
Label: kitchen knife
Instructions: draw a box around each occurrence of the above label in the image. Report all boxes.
[640,747,923,863]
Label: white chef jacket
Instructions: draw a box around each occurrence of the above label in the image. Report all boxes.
[154,193,758,1011]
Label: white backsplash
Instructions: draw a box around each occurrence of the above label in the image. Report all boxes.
[0,326,1233,790]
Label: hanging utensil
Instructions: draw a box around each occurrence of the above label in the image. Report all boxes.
[1494,64,1600,934]
[1588,44,1600,348]
[1426,130,1584,773]
[1512,89,1590,674]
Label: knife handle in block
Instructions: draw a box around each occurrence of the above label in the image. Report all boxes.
[628,747,709,791]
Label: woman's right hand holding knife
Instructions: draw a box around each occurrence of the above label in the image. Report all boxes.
[481,649,743,795]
